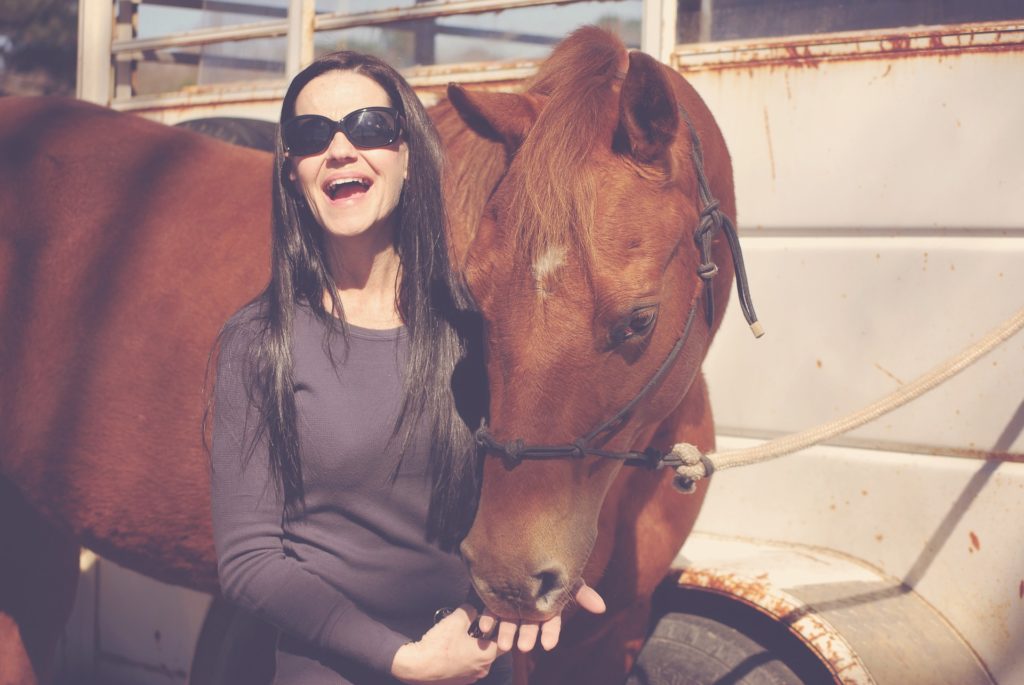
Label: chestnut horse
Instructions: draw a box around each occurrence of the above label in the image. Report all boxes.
[0,27,740,685]
[433,27,742,683]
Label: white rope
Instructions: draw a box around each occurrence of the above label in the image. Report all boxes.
[672,306,1024,486]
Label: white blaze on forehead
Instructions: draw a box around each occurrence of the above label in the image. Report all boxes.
[532,245,567,295]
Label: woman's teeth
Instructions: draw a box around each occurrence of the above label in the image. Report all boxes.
[328,179,369,199]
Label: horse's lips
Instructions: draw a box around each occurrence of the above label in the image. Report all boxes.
[468,574,572,623]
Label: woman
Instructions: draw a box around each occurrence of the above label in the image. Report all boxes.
[209,51,601,685]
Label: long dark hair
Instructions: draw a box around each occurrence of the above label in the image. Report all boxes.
[225,51,480,549]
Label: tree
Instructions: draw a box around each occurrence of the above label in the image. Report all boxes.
[0,0,78,95]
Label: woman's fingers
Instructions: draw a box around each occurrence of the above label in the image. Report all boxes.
[475,611,497,636]
[516,622,539,652]
[495,619,518,652]
[575,583,606,614]
[466,583,605,654]
[539,613,562,651]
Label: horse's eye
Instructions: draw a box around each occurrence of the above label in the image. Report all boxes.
[630,307,657,334]
[610,306,658,346]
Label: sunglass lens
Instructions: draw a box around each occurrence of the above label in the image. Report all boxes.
[346,109,399,148]
[286,116,332,156]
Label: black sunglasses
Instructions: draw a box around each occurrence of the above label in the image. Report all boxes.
[282,107,404,156]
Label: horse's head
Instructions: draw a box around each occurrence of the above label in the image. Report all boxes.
[446,28,751,621]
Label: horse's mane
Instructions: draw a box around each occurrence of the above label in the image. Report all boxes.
[437,27,629,269]
[433,101,508,263]
[510,27,627,263]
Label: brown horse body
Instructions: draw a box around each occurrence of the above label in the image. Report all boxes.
[0,96,273,682]
[0,28,733,685]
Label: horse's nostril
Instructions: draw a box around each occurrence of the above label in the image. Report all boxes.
[533,567,564,601]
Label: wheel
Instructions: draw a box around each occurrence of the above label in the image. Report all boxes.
[626,592,835,685]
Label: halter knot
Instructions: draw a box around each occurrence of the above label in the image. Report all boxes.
[698,198,721,220]
[503,438,526,467]
[571,439,588,459]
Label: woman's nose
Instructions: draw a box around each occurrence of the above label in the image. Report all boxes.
[325,131,358,160]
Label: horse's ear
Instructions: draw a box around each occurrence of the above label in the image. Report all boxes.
[447,84,539,148]
[614,51,679,164]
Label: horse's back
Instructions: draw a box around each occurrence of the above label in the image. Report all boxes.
[0,97,272,588]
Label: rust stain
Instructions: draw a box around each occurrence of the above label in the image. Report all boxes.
[762,107,776,182]
[676,569,866,682]
[970,531,981,551]
[1019,580,1023,599]
[816,359,823,369]
[676,23,1024,75]
[679,568,796,619]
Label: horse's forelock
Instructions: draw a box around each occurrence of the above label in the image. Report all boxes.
[506,27,628,267]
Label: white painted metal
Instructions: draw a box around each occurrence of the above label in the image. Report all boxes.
[285,0,314,79]
[57,555,212,684]
[703,236,1024,456]
[76,0,114,104]
[675,25,1024,231]
[640,0,676,64]
[681,26,1024,458]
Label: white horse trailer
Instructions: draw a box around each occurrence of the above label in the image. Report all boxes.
[62,1,1024,683]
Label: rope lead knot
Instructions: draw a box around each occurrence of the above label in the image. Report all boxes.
[668,443,714,494]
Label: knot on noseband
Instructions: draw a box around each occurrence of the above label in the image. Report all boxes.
[571,439,588,459]
[502,438,526,468]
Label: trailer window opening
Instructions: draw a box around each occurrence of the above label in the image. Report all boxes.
[313,3,641,68]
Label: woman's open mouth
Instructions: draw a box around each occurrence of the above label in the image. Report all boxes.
[324,176,372,201]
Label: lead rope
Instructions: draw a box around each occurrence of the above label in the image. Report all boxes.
[671,306,1024,492]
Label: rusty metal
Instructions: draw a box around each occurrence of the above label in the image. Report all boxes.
[676,566,872,684]
[672,22,1024,73]
[675,534,998,684]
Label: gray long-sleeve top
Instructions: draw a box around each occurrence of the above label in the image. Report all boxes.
[210,303,472,684]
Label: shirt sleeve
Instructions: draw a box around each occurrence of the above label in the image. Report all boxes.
[209,317,410,676]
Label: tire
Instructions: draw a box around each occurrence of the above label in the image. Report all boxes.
[626,596,836,685]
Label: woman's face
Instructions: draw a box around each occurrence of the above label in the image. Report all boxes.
[288,70,409,242]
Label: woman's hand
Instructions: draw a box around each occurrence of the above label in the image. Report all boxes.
[475,582,606,652]
[391,604,506,685]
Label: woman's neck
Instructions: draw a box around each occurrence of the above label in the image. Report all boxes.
[323,231,403,330]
